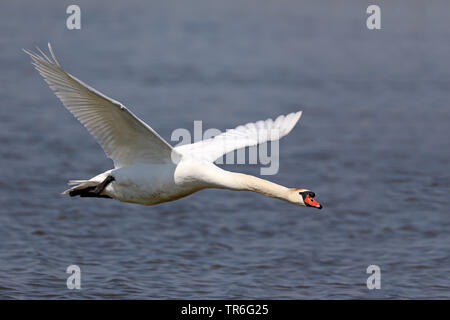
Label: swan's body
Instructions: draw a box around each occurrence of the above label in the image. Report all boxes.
[25,44,322,209]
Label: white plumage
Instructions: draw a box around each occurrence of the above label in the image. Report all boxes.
[24,45,176,167]
[25,44,322,209]
[175,111,302,162]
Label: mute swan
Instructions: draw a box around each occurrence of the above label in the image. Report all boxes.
[24,44,322,210]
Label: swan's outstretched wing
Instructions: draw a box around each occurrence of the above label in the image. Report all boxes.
[24,44,178,168]
[175,111,302,162]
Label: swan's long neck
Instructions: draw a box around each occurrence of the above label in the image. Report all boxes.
[210,168,293,203]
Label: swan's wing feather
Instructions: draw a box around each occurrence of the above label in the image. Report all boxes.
[24,44,177,167]
[175,111,302,162]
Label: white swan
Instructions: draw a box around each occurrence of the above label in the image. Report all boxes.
[24,44,322,209]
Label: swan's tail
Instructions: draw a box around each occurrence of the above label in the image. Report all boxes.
[62,176,115,198]
[62,180,99,196]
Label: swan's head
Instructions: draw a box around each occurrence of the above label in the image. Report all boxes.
[293,189,322,209]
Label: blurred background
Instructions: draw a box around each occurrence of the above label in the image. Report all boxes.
[0,0,449,298]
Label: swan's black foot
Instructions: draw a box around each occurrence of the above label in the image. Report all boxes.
[69,175,115,198]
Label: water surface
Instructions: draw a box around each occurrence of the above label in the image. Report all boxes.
[0,0,450,299]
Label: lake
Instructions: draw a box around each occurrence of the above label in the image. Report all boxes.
[0,0,449,299]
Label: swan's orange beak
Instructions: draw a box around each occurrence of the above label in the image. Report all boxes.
[304,194,322,209]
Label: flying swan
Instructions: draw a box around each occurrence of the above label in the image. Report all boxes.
[24,44,322,210]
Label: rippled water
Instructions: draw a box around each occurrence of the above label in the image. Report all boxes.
[1,0,450,299]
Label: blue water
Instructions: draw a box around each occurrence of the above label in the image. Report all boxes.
[1,0,450,299]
